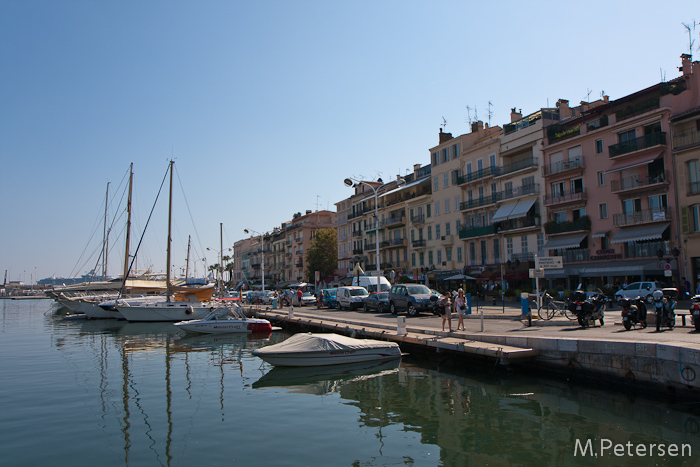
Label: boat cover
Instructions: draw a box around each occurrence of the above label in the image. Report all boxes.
[254,333,398,355]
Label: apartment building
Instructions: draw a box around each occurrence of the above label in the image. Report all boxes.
[540,54,700,289]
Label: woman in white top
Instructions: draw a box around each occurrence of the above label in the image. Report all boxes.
[454,289,467,331]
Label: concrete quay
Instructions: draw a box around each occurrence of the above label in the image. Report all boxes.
[245,302,700,400]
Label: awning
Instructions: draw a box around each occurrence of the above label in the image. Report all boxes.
[543,233,587,250]
[443,274,477,281]
[610,223,669,244]
[507,198,536,220]
[605,149,663,173]
[591,231,608,239]
[490,200,519,222]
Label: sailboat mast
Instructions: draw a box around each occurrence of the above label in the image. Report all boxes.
[103,182,110,281]
[219,222,224,298]
[185,235,191,284]
[166,160,174,301]
[122,163,133,282]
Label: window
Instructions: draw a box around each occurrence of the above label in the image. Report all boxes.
[649,194,668,212]
[456,219,461,232]
[477,159,483,172]
[505,181,513,198]
[466,162,472,175]
[572,208,586,220]
[506,238,513,259]
[691,205,700,232]
[427,226,432,240]
[455,195,460,210]
[468,190,473,201]
[428,250,434,265]
[418,228,423,240]
[433,176,439,191]
[493,238,500,263]
[521,235,529,253]
[435,224,440,239]
[623,198,642,214]
[457,246,463,262]
[446,247,452,261]
[595,139,603,154]
[554,211,567,223]
[426,204,431,217]
[551,181,565,198]
[410,229,415,242]
[411,252,416,266]
[489,154,496,168]
[431,152,438,166]
[445,222,451,236]
[442,148,448,163]
[443,173,449,188]
[444,198,450,213]
[537,233,544,255]
[599,203,608,219]
[478,186,484,201]
[619,129,636,143]
[437,250,442,264]
[453,143,460,159]
[689,160,700,194]
[469,242,476,265]
[419,252,425,266]
[480,240,487,265]
[434,201,440,215]
[571,178,583,194]
[598,171,605,186]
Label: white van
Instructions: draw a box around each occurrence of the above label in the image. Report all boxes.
[336,286,369,310]
[351,275,391,293]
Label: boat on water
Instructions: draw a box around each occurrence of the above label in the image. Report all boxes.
[252,333,402,367]
[173,305,272,334]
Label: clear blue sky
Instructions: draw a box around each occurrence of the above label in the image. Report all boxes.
[1,0,697,283]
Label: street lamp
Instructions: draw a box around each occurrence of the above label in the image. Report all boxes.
[344,176,405,293]
[244,228,266,292]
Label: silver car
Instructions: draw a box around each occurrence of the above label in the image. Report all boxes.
[614,281,664,303]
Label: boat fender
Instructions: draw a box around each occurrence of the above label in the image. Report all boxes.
[186,305,193,315]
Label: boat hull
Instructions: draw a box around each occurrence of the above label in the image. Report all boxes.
[253,348,402,367]
[117,303,213,322]
[174,319,272,334]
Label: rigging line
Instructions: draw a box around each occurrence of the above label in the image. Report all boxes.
[173,164,207,263]
[68,188,112,279]
[119,163,170,297]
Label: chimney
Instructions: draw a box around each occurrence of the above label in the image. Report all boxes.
[471,120,484,133]
[439,128,453,144]
[680,54,692,78]
[510,107,522,123]
[556,99,571,119]
[413,163,421,174]
[306,210,311,215]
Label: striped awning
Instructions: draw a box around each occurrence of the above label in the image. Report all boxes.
[543,233,587,250]
[610,223,669,244]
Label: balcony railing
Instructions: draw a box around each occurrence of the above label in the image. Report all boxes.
[498,216,540,233]
[510,252,535,262]
[500,183,540,201]
[547,124,581,144]
[365,243,377,251]
[561,248,589,262]
[410,215,425,224]
[352,248,363,255]
[543,191,587,206]
[544,216,591,235]
[412,239,427,248]
[608,132,666,158]
[381,238,406,248]
[460,193,501,211]
[352,230,363,237]
[458,224,496,240]
[457,166,498,184]
[613,208,672,227]
[542,158,584,177]
[498,157,538,177]
[674,129,700,151]
[381,215,405,227]
[624,240,670,259]
[610,171,669,193]
[615,97,659,122]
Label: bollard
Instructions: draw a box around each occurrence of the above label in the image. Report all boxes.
[289,306,294,319]
[397,316,406,335]
[521,292,531,327]
[272,298,278,310]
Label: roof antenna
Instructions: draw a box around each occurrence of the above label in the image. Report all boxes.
[440,116,447,130]
[487,101,493,127]
[465,105,473,125]
[683,21,696,60]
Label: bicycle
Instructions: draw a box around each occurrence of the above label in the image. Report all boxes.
[537,292,577,321]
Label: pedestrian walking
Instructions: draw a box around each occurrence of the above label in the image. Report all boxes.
[439,294,452,332]
[454,289,467,331]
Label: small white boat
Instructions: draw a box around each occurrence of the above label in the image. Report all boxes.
[252,333,402,367]
[173,306,272,334]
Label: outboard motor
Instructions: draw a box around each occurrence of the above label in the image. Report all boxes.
[620,297,647,330]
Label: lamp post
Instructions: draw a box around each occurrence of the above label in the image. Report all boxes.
[344,177,405,293]
[244,229,266,292]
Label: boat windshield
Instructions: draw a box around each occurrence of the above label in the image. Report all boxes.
[207,306,246,321]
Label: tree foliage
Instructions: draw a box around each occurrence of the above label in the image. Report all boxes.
[305,228,337,282]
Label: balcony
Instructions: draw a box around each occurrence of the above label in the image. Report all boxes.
[561,248,589,262]
[544,216,591,235]
[457,166,498,185]
[440,235,454,246]
[352,230,363,237]
[460,193,501,211]
[497,157,538,177]
[542,191,587,207]
[498,216,540,233]
[500,183,540,201]
[615,97,659,122]
[547,124,581,145]
[352,248,364,255]
[674,129,700,151]
[381,215,405,228]
[610,171,669,193]
[381,238,406,248]
[459,224,496,240]
[510,252,535,262]
[412,239,427,248]
[365,242,377,251]
[608,132,666,158]
[542,158,584,177]
[411,214,425,225]
[624,240,671,259]
[614,208,671,227]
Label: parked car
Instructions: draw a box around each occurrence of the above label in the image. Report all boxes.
[388,283,436,316]
[321,288,338,308]
[260,291,276,305]
[299,292,317,306]
[336,286,369,310]
[614,281,665,303]
[363,292,389,312]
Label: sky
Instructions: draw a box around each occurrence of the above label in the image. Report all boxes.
[1,0,698,283]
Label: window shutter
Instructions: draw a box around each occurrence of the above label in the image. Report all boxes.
[681,206,689,234]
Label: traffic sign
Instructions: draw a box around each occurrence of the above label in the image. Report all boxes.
[535,256,563,269]
[529,268,545,279]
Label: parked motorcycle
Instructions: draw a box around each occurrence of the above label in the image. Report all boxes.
[569,289,607,328]
[691,295,700,332]
[653,288,677,331]
[619,296,648,330]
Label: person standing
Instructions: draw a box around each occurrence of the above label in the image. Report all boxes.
[439,294,452,332]
[454,289,466,331]
[297,288,303,307]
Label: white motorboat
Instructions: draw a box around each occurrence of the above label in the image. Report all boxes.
[173,306,272,334]
[252,333,402,367]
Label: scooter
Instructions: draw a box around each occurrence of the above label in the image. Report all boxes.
[569,289,607,328]
[619,296,647,330]
[653,288,677,331]
[691,295,700,332]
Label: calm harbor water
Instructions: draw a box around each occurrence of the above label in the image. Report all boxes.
[1,299,699,467]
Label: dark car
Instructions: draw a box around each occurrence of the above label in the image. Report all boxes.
[388,283,437,316]
[363,292,389,312]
